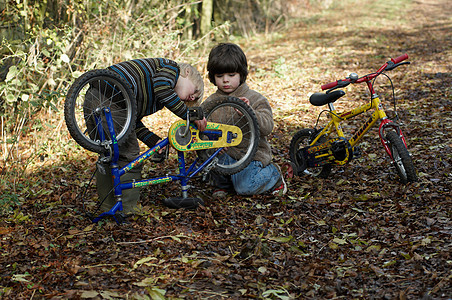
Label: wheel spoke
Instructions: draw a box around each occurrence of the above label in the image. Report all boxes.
[64,70,137,153]
[199,97,259,175]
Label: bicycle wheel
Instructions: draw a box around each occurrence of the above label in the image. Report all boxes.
[199,96,260,175]
[385,131,417,183]
[64,69,137,153]
[289,128,331,178]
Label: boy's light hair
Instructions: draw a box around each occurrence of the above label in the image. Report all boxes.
[179,63,204,107]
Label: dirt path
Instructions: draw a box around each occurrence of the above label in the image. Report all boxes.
[245,0,451,112]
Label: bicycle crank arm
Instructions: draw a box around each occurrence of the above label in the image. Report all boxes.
[168,120,243,151]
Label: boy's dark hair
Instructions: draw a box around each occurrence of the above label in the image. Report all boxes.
[207,43,248,85]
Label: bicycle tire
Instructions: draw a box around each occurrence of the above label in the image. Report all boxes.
[385,131,417,183]
[289,128,331,178]
[199,96,260,175]
[64,69,137,153]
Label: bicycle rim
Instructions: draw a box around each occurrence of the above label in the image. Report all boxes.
[289,128,331,178]
[64,70,136,153]
[200,97,260,175]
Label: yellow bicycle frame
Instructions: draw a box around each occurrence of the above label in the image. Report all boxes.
[310,94,389,165]
[302,54,412,170]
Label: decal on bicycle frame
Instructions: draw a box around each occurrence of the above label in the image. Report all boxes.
[168,120,242,152]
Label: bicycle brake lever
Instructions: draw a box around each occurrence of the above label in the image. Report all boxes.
[181,107,205,137]
[326,79,350,94]
[396,61,411,68]
[385,61,410,71]
[188,107,204,121]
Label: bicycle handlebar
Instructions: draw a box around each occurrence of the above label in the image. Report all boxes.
[391,53,408,64]
[321,80,340,90]
[321,54,409,91]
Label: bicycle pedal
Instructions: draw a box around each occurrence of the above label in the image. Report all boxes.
[162,197,204,210]
[353,147,362,158]
[201,157,218,181]
[96,161,107,175]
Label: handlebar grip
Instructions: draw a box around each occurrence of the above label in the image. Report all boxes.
[391,53,408,64]
[321,81,338,90]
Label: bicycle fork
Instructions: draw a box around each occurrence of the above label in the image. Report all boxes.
[378,118,408,160]
[92,108,124,223]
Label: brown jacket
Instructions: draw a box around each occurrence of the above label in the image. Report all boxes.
[204,83,274,167]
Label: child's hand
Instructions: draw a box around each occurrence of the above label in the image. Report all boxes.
[235,97,250,116]
[194,117,207,132]
[238,97,250,106]
[156,139,166,154]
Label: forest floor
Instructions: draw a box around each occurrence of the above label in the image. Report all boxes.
[1,0,451,299]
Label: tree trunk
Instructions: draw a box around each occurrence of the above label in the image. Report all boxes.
[200,0,213,36]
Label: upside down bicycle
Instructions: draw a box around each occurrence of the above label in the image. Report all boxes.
[289,54,417,183]
[64,69,260,223]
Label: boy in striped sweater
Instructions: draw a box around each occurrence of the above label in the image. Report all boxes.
[94,58,206,214]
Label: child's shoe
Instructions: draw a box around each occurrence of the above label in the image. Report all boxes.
[271,176,287,196]
[271,162,291,196]
[281,161,296,179]
[213,189,228,199]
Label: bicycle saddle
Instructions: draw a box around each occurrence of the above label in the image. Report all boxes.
[309,90,345,106]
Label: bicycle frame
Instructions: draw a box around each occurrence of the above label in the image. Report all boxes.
[311,87,407,164]
[290,54,416,183]
[92,109,226,223]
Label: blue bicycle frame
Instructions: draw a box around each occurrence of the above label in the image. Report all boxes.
[92,108,223,223]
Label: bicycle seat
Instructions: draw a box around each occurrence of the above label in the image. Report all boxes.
[309,90,345,106]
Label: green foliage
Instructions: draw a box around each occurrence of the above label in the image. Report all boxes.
[0,38,67,115]
[0,26,70,213]
[273,57,290,78]
[0,191,20,215]
[0,0,231,214]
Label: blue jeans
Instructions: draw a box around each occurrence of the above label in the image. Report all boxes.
[211,154,280,195]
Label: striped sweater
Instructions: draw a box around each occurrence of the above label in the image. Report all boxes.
[107,58,188,147]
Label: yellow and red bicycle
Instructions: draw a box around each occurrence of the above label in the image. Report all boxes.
[289,54,417,183]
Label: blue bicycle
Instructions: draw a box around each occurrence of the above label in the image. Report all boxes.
[64,69,260,223]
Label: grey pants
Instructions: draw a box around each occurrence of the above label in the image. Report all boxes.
[85,88,142,214]
[96,161,142,214]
